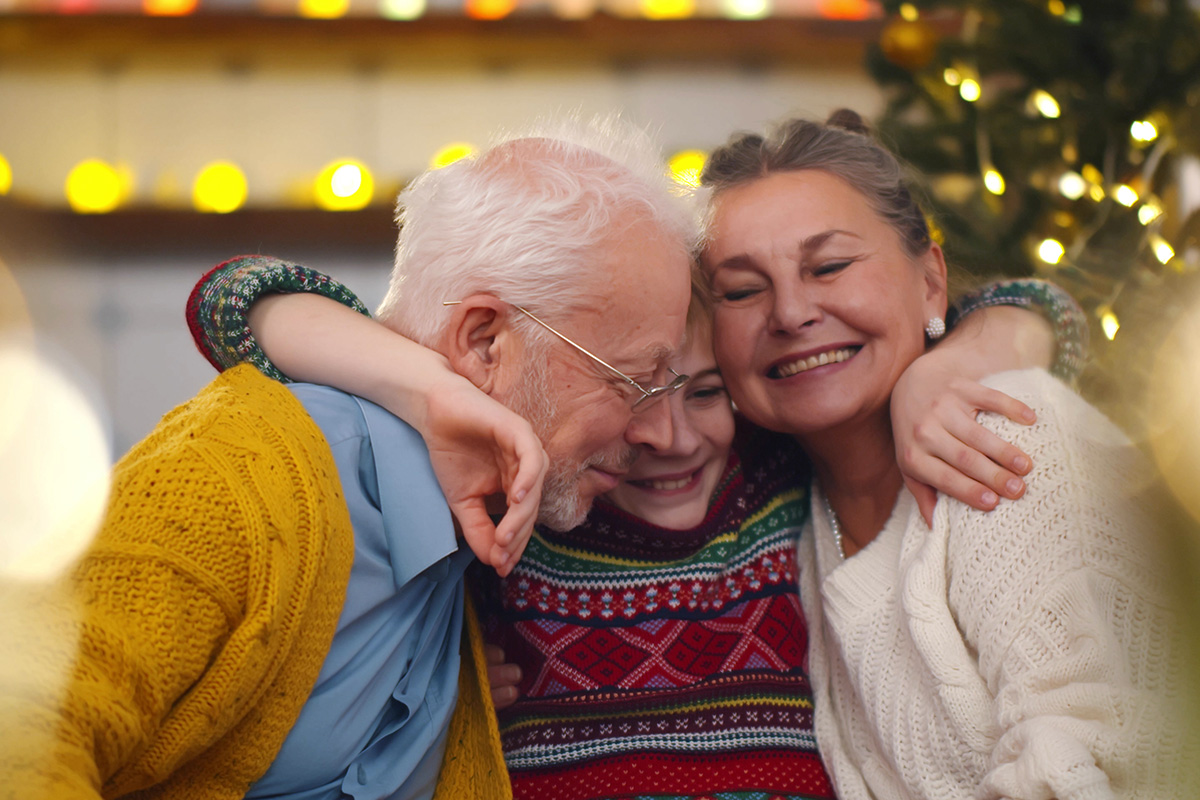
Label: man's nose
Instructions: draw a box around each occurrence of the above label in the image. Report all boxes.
[624,395,674,451]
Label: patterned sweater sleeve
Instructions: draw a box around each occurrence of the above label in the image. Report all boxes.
[186,255,370,382]
[941,369,1186,800]
[948,278,1089,383]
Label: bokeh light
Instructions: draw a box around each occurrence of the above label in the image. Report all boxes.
[943,67,962,86]
[1037,238,1065,264]
[898,3,917,21]
[1131,119,1160,144]
[668,150,707,188]
[65,159,122,214]
[466,0,516,19]
[1149,301,1200,523]
[298,0,349,18]
[983,168,1005,195]
[380,0,425,19]
[817,0,870,19]
[1152,236,1175,266]
[193,161,248,214]
[1138,200,1164,226]
[1030,89,1061,118]
[0,153,11,195]
[1113,183,1138,207]
[143,0,198,15]
[314,159,374,211]
[430,142,476,169]
[1058,171,1087,200]
[1100,309,1119,340]
[959,79,981,102]
[640,0,693,20]
[721,0,767,20]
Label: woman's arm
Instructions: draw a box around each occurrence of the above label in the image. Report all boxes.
[893,279,1089,522]
[186,256,545,576]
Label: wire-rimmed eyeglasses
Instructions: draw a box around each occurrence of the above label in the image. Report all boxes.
[443,301,689,411]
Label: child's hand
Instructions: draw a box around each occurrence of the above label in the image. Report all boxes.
[423,374,548,576]
[486,645,522,710]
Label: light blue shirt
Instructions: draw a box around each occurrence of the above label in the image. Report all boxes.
[247,384,473,800]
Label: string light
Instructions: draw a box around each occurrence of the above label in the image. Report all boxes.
[817,0,870,19]
[298,0,349,18]
[1130,119,1159,143]
[899,2,917,20]
[430,142,476,169]
[983,168,1005,195]
[314,159,374,211]
[1058,171,1086,200]
[1113,183,1139,207]
[1138,200,1164,226]
[466,0,516,19]
[143,0,198,15]
[959,79,981,102]
[1047,0,1064,14]
[1152,236,1175,265]
[1038,238,1065,264]
[65,159,122,214]
[193,161,248,214]
[640,0,693,20]
[721,0,768,20]
[380,0,425,18]
[1100,309,1119,340]
[1030,89,1060,118]
[943,68,962,86]
[0,153,11,195]
[668,150,706,188]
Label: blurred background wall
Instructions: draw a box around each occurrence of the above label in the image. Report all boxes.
[1,12,885,453]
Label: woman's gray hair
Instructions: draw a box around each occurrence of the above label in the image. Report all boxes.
[375,113,702,346]
[699,109,932,260]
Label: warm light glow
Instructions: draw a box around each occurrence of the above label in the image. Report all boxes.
[192,162,248,214]
[1047,0,1064,14]
[983,169,1005,195]
[1031,89,1060,118]
[466,0,516,19]
[1058,171,1087,200]
[0,153,11,195]
[959,79,981,102]
[1152,236,1175,265]
[1062,4,1081,23]
[1148,302,1200,523]
[640,0,693,19]
[899,2,917,20]
[943,68,962,86]
[298,0,349,18]
[1130,119,1159,143]
[1138,200,1163,226]
[65,160,122,214]
[1113,183,1138,207]
[668,150,707,188]
[722,0,768,19]
[1038,238,1065,264]
[430,142,476,170]
[315,159,374,211]
[817,0,870,19]
[380,0,425,18]
[1088,184,1106,202]
[1100,310,1119,340]
[143,0,198,15]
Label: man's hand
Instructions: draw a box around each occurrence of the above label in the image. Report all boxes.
[485,645,522,710]
[422,375,548,577]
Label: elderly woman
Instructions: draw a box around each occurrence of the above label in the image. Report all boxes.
[700,111,1186,800]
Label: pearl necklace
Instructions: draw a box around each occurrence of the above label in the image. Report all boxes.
[821,490,846,560]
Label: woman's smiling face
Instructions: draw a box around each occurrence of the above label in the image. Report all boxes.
[703,169,946,439]
[602,322,736,530]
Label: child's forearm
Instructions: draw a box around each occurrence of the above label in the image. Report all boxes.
[932,304,1056,379]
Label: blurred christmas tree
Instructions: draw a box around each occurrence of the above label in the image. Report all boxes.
[866,0,1200,423]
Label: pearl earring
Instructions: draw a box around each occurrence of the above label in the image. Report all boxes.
[924,316,946,340]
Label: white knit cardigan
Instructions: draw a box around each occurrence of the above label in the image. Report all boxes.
[798,368,1191,800]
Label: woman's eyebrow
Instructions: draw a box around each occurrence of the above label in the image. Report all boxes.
[798,229,862,257]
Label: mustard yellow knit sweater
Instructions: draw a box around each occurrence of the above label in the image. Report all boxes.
[0,365,509,800]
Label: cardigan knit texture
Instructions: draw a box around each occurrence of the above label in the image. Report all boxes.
[799,368,1193,800]
[0,365,508,800]
[474,422,835,800]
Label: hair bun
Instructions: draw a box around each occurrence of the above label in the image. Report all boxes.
[826,108,871,136]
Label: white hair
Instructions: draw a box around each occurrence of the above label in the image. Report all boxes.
[375,113,702,345]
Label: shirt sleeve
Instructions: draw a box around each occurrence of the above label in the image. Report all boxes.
[948,279,1089,383]
[185,255,371,382]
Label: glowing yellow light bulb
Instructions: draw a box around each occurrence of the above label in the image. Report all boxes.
[1100,310,1119,340]
[943,68,962,86]
[640,0,693,19]
[314,159,374,211]
[1152,237,1175,265]
[983,169,1005,196]
[1088,184,1106,202]
[430,143,476,170]
[722,0,767,19]
[65,159,122,214]
[1031,89,1060,118]
[466,0,516,19]
[899,2,917,21]
[1058,171,1086,200]
[959,79,981,102]
[193,161,248,214]
[1138,201,1163,226]
[380,0,425,18]
[668,150,707,188]
[817,0,870,19]
[144,0,197,15]
[298,0,349,18]
[1130,119,1159,143]
[1038,238,1065,265]
[0,153,11,195]
[1112,183,1138,207]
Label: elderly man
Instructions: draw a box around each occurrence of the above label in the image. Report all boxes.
[5,118,696,800]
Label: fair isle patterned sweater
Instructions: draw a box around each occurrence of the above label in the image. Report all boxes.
[472,422,834,800]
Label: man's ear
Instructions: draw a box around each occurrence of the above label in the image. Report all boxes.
[439,295,517,392]
[921,242,950,320]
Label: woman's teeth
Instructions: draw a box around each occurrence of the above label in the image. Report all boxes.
[775,347,856,378]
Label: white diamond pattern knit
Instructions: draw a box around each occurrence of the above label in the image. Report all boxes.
[798,369,1191,800]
